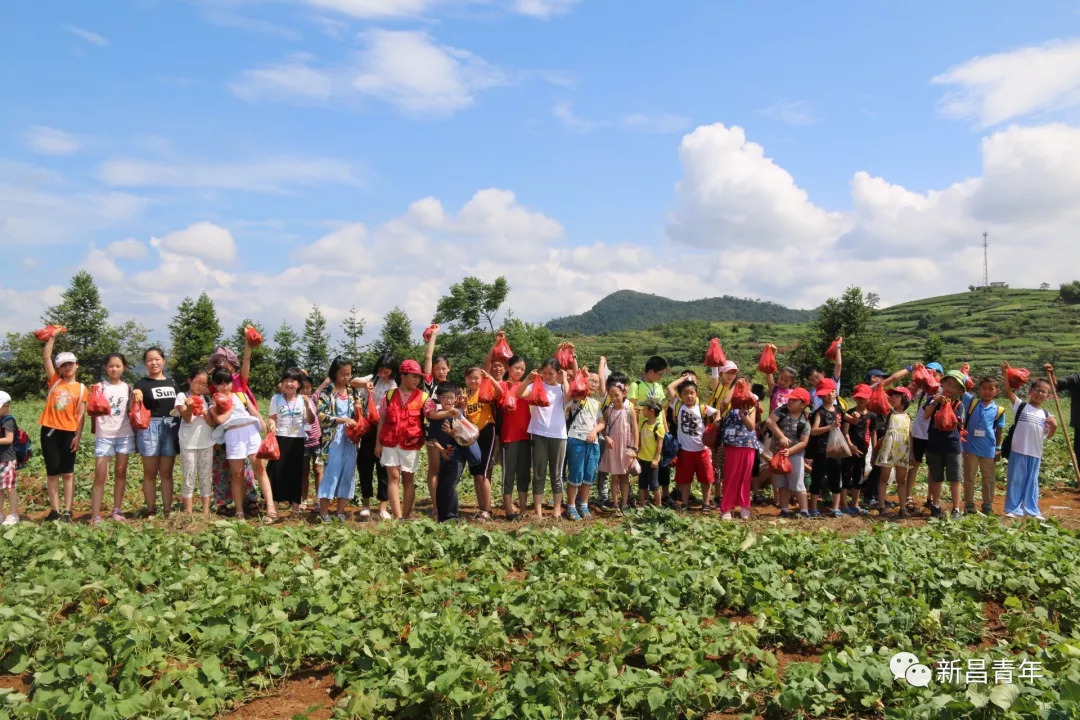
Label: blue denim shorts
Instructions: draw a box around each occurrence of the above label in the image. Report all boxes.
[95,435,136,458]
[137,417,180,458]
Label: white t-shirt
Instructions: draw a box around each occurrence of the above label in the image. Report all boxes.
[675,401,717,452]
[95,381,133,439]
[174,393,213,450]
[567,397,602,442]
[527,383,568,439]
[911,392,933,441]
[270,393,307,438]
[1010,398,1050,459]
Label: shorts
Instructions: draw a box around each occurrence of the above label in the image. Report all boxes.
[95,435,136,458]
[381,446,421,473]
[41,427,77,476]
[637,464,660,492]
[926,451,962,486]
[469,424,498,478]
[675,449,714,485]
[304,444,320,458]
[224,424,262,461]
[136,417,180,458]
[0,461,16,490]
[809,456,842,496]
[911,437,928,464]
[771,452,806,493]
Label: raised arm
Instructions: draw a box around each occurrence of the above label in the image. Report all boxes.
[424,325,439,376]
[516,371,538,398]
[666,376,684,402]
[42,335,56,379]
[832,340,843,383]
[241,341,252,384]
[879,367,909,388]
[1000,363,1019,405]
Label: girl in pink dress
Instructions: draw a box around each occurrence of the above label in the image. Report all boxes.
[598,376,639,514]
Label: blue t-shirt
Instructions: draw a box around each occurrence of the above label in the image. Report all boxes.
[926,393,969,455]
[962,397,1006,459]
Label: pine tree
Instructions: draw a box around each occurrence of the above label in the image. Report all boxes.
[230,319,276,398]
[338,306,366,365]
[273,320,302,374]
[302,305,331,381]
[371,306,416,364]
[168,292,222,379]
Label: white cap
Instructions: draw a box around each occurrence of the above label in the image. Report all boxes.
[718,360,739,373]
[54,351,77,367]
[0,391,10,407]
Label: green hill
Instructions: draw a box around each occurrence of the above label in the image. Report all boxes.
[553,287,1080,380]
[545,290,815,334]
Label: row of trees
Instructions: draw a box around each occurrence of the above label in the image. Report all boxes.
[0,272,558,399]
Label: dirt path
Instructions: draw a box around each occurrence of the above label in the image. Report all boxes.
[221,669,336,720]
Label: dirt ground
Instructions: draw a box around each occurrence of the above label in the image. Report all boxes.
[221,669,337,720]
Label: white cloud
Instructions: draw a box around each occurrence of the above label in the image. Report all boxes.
[106,238,148,259]
[78,244,124,285]
[552,101,607,132]
[0,284,64,334]
[512,0,578,18]
[99,156,359,192]
[304,0,437,17]
[24,126,81,156]
[759,99,819,126]
[352,30,509,116]
[932,39,1080,127]
[667,123,846,250]
[65,25,109,47]
[154,222,238,264]
[230,54,335,102]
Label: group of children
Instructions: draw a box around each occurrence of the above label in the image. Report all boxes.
[0,326,1063,525]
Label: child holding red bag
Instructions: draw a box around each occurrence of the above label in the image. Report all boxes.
[267,368,313,509]
[1001,365,1057,519]
[565,369,604,520]
[208,367,279,523]
[765,387,811,518]
[599,374,639,516]
[718,382,762,520]
[38,332,87,522]
[376,359,429,520]
[922,370,969,519]
[666,375,720,510]
[517,358,570,518]
[423,325,451,518]
[500,355,532,519]
[90,353,134,524]
[133,347,180,517]
[464,366,503,520]
[875,387,913,517]
[316,357,366,523]
[175,368,213,515]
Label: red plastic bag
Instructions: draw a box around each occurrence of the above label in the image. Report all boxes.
[758,345,778,375]
[423,324,439,342]
[704,338,726,368]
[478,376,496,403]
[345,405,371,443]
[934,400,959,432]
[1003,362,1030,391]
[769,451,793,475]
[245,325,264,347]
[528,375,550,407]
[702,421,719,449]
[87,384,110,417]
[961,363,974,390]
[825,337,843,360]
[569,369,589,399]
[33,325,67,341]
[555,343,575,370]
[730,378,754,409]
[366,396,380,425]
[868,383,891,416]
[129,399,150,431]
[189,395,205,417]
[493,335,513,362]
[501,391,517,412]
[256,432,280,461]
[212,392,233,415]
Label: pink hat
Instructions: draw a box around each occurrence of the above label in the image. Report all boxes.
[815,378,837,395]
[888,387,912,401]
[399,359,422,376]
[718,361,738,373]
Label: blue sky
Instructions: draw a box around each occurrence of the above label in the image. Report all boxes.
[4,0,1080,341]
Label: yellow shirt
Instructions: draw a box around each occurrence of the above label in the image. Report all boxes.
[710,380,736,416]
[466,392,495,431]
[39,373,88,432]
[637,416,665,463]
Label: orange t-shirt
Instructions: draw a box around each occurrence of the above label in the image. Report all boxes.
[38,373,88,432]
[466,392,495,431]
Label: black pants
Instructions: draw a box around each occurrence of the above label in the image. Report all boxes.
[436,453,466,522]
[841,455,865,490]
[356,428,388,502]
[809,457,842,496]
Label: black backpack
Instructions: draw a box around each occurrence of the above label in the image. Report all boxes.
[1001,402,1048,460]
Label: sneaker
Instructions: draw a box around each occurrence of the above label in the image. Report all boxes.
[739,508,751,520]
[89,516,103,527]
[379,509,392,521]
[44,509,61,522]
[1031,514,1047,522]
[579,505,592,519]
[778,509,791,519]
[929,505,942,518]
[60,510,73,523]
[981,503,994,516]
[842,507,857,516]
[662,496,677,509]
[566,506,581,521]
[318,514,333,524]
[853,506,869,516]
[359,508,371,520]
[898,508,909,519]
[951,509,962,519]
[720,512,732,520]
[832,509,844,519]
[809,510,822,519]
[799,511,811,519]
[964,503,977,515]
[110,509,126,522]
[1004,512,1020,519]
[2,514,18,526]
[868,499,880,510]
[336,513,347,522]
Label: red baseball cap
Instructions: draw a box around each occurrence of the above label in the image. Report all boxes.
[815,378,837,395]
[789,387,811,405]
[887,386,912,401]
[399,359,422,376]
[852,383,872,399]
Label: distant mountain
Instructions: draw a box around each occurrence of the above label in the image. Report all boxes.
[545,290,816,334]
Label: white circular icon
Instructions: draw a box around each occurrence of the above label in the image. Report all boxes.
[905,663,932,687]
[889,652,919,681]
